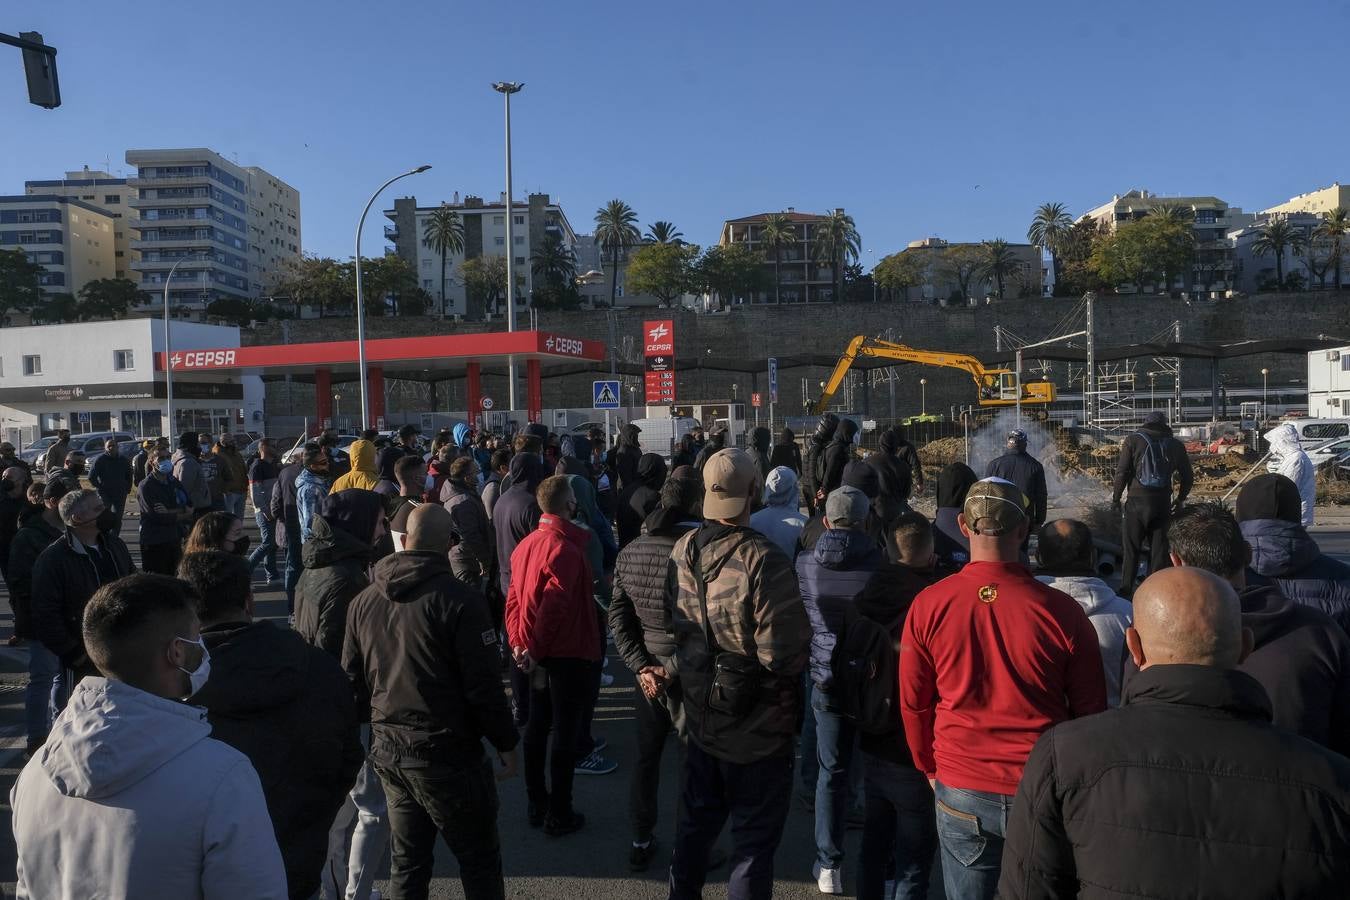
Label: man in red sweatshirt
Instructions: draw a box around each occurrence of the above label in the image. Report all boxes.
[505,474,600,837]
[900,478,1105,900]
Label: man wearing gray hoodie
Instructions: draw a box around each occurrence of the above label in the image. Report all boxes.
[11,573,286,899]
[750,466,808,559]
[172,431,211,521]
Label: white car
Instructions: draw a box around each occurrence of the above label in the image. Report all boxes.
[1307,436,1350,469]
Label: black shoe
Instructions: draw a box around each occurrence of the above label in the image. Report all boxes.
[629,838,658,872]
[528,799,548,829]
[544,811,586,837]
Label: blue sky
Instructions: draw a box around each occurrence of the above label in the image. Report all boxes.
[5,0,1346,265]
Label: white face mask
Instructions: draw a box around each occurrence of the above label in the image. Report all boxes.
[175,636,211,698]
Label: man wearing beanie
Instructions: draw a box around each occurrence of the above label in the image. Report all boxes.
[172,431,211,521]
[799,459,885,552]
[901,478,1105,899]
[1111,411,1192,595]
[1237,472,1350,632]
[796,485,884,893]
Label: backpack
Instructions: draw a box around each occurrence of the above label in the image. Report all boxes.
[830,604,900,734]
[1134,431,1174,490]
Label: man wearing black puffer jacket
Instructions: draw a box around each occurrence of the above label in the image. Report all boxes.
[801,414,839,517]
[1000,566,1350,899]
[818,417,858,502]
[608,471,702,872]
[616,453,667,548]
[295,490,384,659]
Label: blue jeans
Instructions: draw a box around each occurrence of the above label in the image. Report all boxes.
[812,688,858,869]
[934,781,1014,900]
[26,641,66,747]
[284,518,302,613]
[799,677,818,794]
[859,756,936,900]
[247,509,279,579]
[224,492,245,518]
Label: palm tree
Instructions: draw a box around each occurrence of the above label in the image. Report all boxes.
[758,213,797,304]
[1026,202,1074,255]
[812,209,861,303]
[1150,202,1195,225]
[645,221,683,244]
[530,233,577,286]
[421,205,464,316]
[1251,218,1305,290]
[594,199,640,307]
[1316,207,1350,292]
[980,239,1019,301]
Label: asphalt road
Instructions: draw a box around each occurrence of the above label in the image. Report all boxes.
[0,512,1347,898]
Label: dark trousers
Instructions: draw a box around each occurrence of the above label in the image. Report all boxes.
[523,657,591,819]
[374,757,504,900]
[577,610,607,756]
[283,518,302,613]
[669,743,794,900]
[98,490,128,523]
[140,540,182,577]
[858,755,936,900]
[1121,493,1172,595]
[630,683,674,842]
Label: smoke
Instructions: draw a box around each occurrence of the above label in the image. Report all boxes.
[970,408,1114,511]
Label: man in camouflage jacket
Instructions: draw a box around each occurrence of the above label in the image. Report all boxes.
[666,448,810,900]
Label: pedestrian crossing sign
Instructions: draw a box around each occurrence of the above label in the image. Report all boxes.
[593,380,621,409]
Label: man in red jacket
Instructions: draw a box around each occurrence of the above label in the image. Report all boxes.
[900,478,1105,900]
[505,474,600,837]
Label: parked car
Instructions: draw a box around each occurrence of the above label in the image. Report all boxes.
[1307,436,1350,469]
[19,436,59,466]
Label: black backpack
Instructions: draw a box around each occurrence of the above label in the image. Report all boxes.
[1134,431,1173,490]
[830,604,900,734]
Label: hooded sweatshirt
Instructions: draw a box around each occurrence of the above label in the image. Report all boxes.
[796,526,884,689]
[295,515,372,658]
[617,453,667,547]
[934,463,977,573]
[569,473,617,590]
[295,468,332,543]
[750,466,808,558]
[748,427,773,480]
[768,427,803,475]
[492,453,545,596]
[613,424,643,492]
[802,414,840,498]
[11,677,287,899]
[1036,574,1133,707]
[819,418,859,498]
[172,447,211,511]
[330,439,379,492]
[1265,424,1316,526]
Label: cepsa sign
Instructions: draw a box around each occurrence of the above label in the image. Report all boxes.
[169,350,237,370]
[644,320,674,356]
[542,335,585,357]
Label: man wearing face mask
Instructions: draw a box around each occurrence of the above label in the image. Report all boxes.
[181,551,363,900]
[442,456,493,588]
[0,465,32,590]
[138,450,190,576]
[173,431,213,522]
[11,573,288,899]
[89,437,133,524]
[31,490,136,686]
[296,446,334,544]
[52,450,87,495]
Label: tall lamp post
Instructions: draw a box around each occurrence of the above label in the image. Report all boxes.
[355,165,431,429]
[493,81,524,413]
[162,251,207,436]
[1261,367,1269,422]
[333,392,342,428]
[920,378,927,416]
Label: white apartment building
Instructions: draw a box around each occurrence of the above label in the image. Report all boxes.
[0,194,116,299]
[0,319,264,446]
[25,167,138,280]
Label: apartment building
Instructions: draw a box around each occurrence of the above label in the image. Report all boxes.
[0,194,116,298]
[1231,211,1341,293]
[385,192,577,318]
[892,237,1042,303]
[1263,183,1350,217]
[717,209,837,303]
[125,148,300,315]
[24,167,137,280]
[1079,189,1248,295]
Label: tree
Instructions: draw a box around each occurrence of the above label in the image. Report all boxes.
[361,254,421,316]
[205,296,256,327]
[644,221,683,245]
[76,277,143,320]
[758,213,797,304]
[276,254,347,317]
[694,244,766,309]
[937,245,985,304]
[980,239,1019,301]
[460,255,508,319]
[1316,207,1349,292]
[1251,218,1304,290]
[595,199,640,307]
[812,209,861,304]
[531,234,580,311]
[0,248,45,323]
[872,251,926,301]
[626,242,700,307]
[421,204,464,317]
[1090,217,1193,292]
[1026,202,1074,256]
[31,292,78,324]
[1055,219,1109,296]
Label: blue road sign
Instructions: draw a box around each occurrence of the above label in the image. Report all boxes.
[593,380,621,409]
[768,357,779,404]
[78,411,91,424]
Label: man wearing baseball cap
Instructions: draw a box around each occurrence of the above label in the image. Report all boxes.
[900,478,1105,900]
[985,430,1047,531]
[668,449,810,900]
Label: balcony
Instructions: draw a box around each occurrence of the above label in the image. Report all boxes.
[384,225,399,240]
[127,193,210,209]
[126,174,210,189]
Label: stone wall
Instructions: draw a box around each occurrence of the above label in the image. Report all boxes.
[251,292,1349,422]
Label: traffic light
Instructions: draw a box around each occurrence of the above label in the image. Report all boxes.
[3,30,60,108]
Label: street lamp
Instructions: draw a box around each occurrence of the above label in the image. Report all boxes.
[334,392,341,426]
[162,251,207,436]
[920,378,927,416]
[493,81,524,413]
[355,165,431,430]
[1261,367,1269,421]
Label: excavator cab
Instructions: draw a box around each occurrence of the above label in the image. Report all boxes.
[999,372,1022,402]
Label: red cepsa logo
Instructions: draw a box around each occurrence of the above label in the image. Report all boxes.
[169,350,237,369]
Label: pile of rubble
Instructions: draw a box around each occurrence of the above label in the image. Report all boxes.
[917,437,967,468]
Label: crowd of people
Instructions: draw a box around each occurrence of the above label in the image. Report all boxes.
[2,412,1350,899]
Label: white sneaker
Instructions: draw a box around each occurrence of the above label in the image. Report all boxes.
[813,861,843,895]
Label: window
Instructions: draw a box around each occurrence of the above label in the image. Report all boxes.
[105,194,121,204]
[494,236,505,246]
[514,235,524,245]
[493,216,504,225]
[514,215,524,225]
[1303,423,1349,440]
[515,256,525,265]
[18,232,35,243]
[22,355,41,376]
[422,279,434,290]
[113,349,134,371]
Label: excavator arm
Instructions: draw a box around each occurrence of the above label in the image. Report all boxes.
[809,336,1056,415]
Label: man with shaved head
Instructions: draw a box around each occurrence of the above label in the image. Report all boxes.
[999,566,1350,899]
[342,501,517,899]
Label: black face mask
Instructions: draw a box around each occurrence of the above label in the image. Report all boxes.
[68,464,86,476]
[231,535,251,557]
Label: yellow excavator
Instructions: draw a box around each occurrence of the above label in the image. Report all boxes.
[809,335,1056,415]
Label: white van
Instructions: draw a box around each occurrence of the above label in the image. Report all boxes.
[631,417,699,459]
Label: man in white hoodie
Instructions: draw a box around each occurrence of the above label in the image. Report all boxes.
[749,466,808,558]
[1264,423,1316,526]
[11,573,287,900]
[1036,519,1133,707]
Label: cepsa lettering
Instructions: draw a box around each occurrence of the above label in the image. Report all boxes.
[173,350,237,369]
[547,337,584,356]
